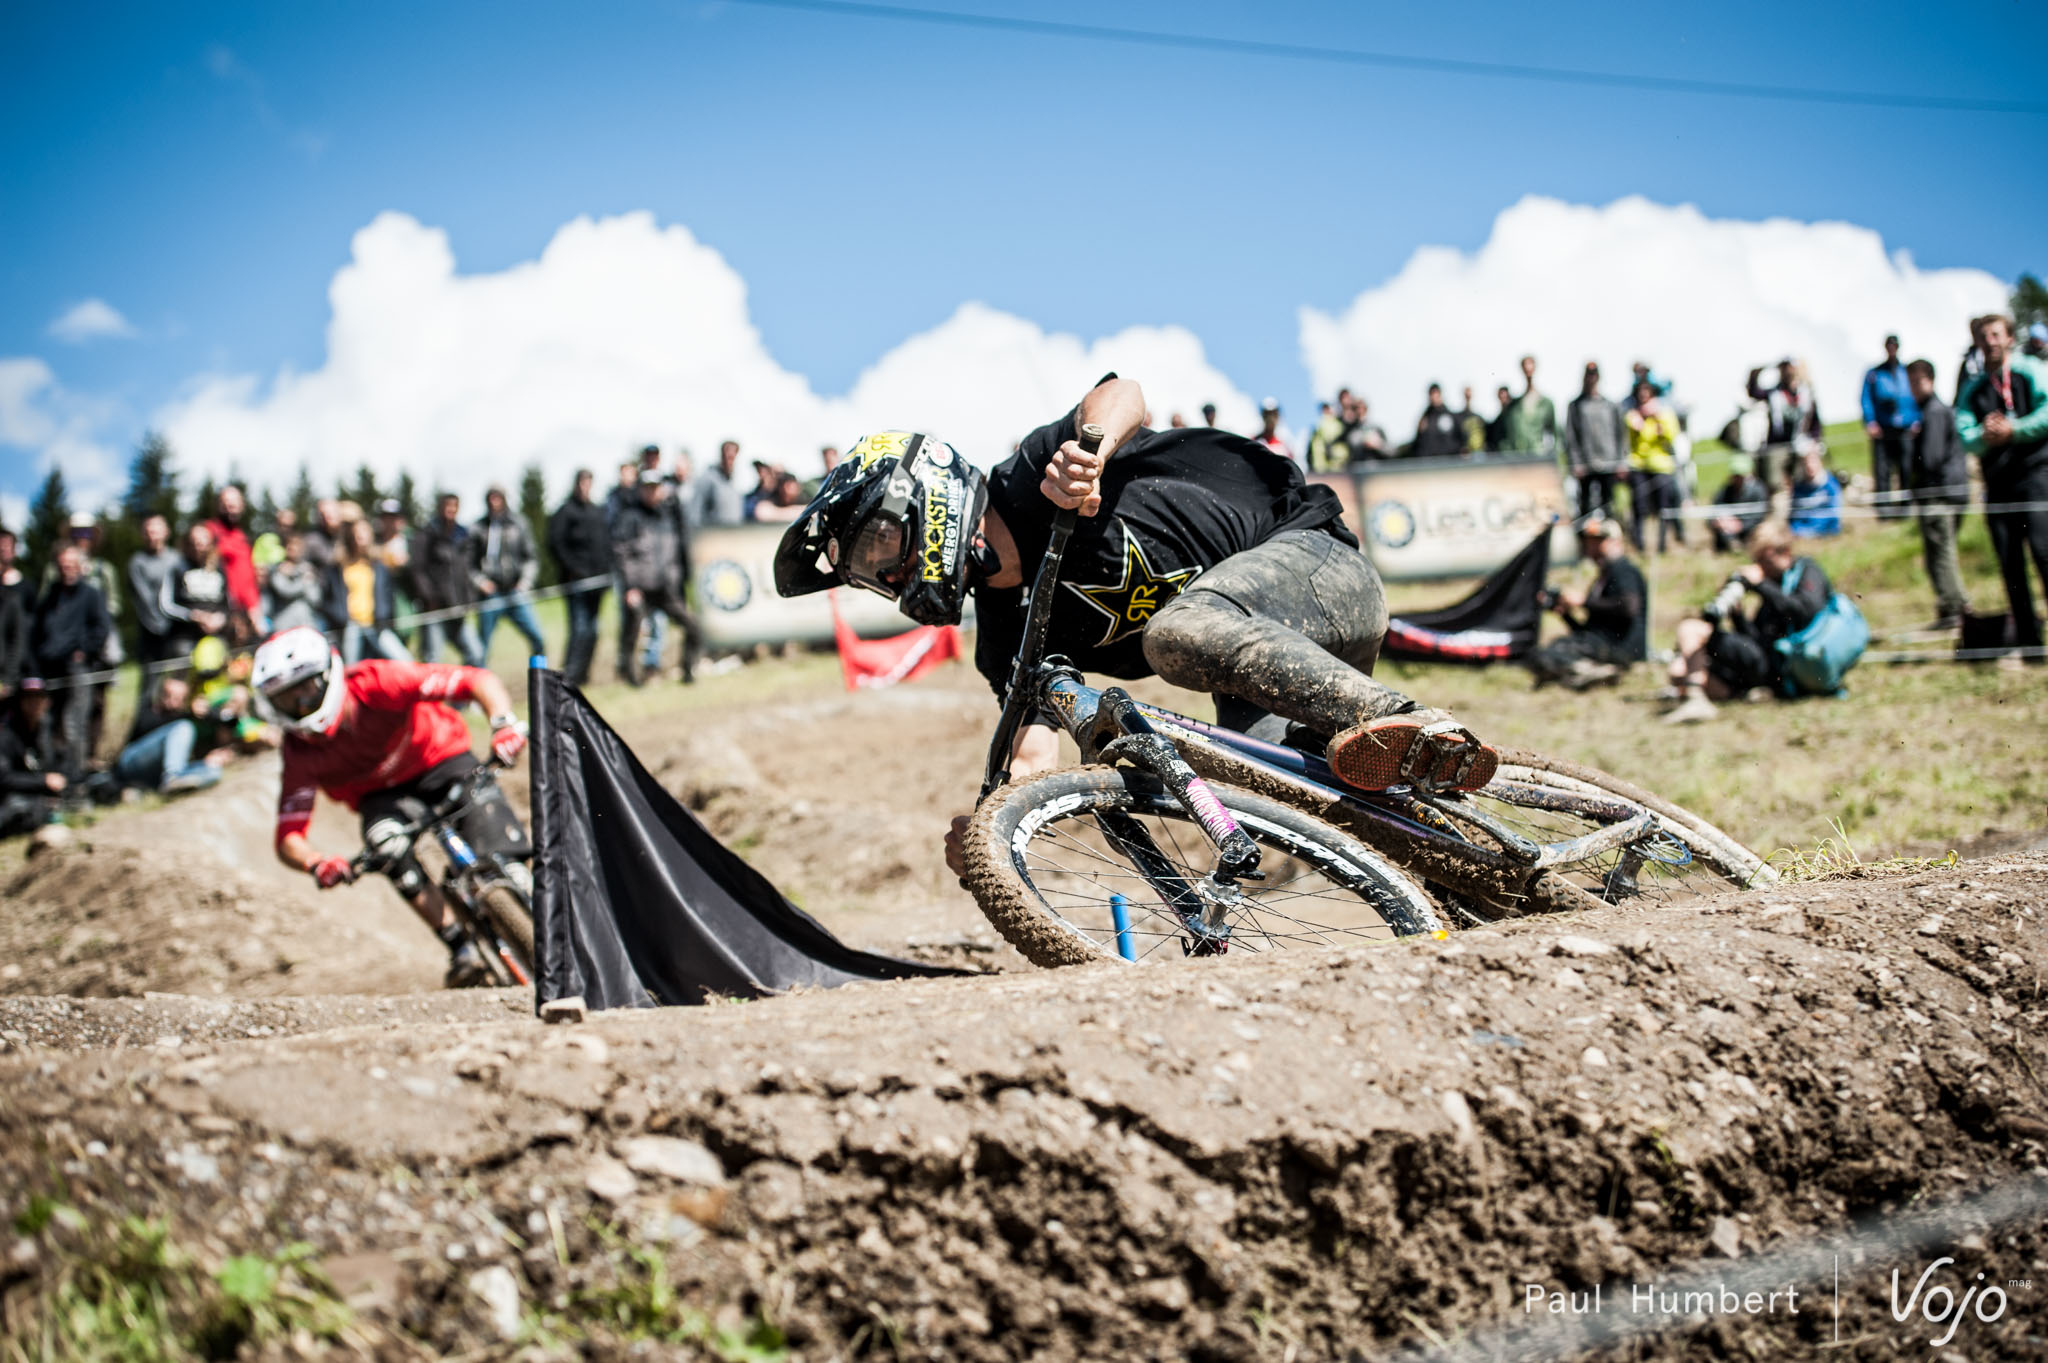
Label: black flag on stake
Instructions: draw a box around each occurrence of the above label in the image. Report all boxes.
[527,666,967,1012]
[1379,524,1554,665]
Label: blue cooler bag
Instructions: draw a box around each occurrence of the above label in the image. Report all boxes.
[1773,562,1868,696]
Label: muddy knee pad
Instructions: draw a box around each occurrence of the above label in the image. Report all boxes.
[363,815,427,897]
[1142,588,1246,695]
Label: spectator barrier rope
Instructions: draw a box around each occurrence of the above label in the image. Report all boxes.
[28,572,614,693]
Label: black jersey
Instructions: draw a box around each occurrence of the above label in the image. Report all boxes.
[973,409,1355,698]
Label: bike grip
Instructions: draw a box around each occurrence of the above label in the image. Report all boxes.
[1077,422,1106,455]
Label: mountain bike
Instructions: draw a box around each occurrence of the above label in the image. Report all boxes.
[347,762,537,987]
[958,425,1773,968]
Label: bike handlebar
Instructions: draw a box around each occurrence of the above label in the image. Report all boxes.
[980,422,1105,799]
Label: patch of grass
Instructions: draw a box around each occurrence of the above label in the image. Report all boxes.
[522,1224,787,1361]
[1772,819,1961,885]
[1,1202,349,1363]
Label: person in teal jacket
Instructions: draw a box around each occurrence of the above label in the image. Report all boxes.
[1956,316,2048,653]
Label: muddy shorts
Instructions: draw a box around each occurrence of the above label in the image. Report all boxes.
[358,754,530,888]
[1141,527,1409,743]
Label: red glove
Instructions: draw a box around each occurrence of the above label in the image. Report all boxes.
[490,716,528,766]
[310,856,354,889]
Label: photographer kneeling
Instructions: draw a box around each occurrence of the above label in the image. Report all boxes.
[1525,517,1645,690]
[1664,521,1829,724]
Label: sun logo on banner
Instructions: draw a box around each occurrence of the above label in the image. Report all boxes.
[1369,500,1418,549]
[700,560,753,612]
[1064,520,1200,647]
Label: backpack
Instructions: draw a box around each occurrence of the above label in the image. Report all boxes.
[1772,561,1867,697]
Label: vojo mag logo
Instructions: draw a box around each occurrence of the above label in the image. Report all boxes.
[700,560,753,612]
[1368,499,1418,550]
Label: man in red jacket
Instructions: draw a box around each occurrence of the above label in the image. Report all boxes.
[203,484,264,637]
[252,627,529,985]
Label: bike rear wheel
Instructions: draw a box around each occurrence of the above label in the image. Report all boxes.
[1433,748,1771,918]
[962,765,1441,969]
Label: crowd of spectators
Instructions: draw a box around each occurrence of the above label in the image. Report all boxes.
[3,310,2044,835]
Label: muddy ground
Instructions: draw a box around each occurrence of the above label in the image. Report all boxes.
[5,662,2048,1360]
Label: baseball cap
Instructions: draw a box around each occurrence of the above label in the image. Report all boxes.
[17,675,47,693]
[67,511,96,531]
[1259,397,1280,412]
[2030,323,2048,345]
[375,498,403,516]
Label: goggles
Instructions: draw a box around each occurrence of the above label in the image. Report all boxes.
[832,514,911,598]
[268,672,328,720]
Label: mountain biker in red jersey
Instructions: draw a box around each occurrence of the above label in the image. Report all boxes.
[771,374,1498,871]
[250,627,531,986]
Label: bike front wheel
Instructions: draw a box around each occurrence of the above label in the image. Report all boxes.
[962,765,1442,969]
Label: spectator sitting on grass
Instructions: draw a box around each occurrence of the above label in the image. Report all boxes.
[1663,521,1830,725]
[1708,454,1769,553]
[1787,445,1842,538]
[1523,516,1645,691]
[113,672,230,796]
[0,677,62,837]
[187,637,278,753]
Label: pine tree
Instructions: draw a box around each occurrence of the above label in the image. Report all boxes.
[2013,274,2048,332]
[189,475,221,530]
[24,467,71,583]
[286,464,318,527]
[122,431,183,527]
[255,484,281,530]
[347,465,382,517]
[518,464,554,587]
[394,472,423,526]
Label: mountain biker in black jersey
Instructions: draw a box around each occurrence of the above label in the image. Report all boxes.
[772,374,1499,870]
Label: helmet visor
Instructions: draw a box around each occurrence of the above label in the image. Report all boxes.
[836,514,911,597]
[268,672,328,721]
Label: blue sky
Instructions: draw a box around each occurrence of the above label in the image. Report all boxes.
[3,0,2044,513]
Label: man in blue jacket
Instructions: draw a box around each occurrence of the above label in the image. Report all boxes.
[1861,334,1920,520]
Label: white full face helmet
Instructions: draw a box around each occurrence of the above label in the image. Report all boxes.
[252,626,345,737]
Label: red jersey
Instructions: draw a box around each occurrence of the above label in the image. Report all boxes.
[274,660,489,844]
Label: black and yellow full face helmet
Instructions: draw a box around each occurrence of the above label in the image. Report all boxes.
[772,431,989,627]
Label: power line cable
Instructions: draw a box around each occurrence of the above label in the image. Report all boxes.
[724,0,2048,117]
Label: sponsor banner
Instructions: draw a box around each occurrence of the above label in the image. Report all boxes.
[1312,454,1575,581]
[691,524,966,650]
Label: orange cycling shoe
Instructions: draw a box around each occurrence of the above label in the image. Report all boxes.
[1326,710,1499,793]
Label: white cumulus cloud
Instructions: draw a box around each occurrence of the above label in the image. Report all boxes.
[47,298,137,345]
[1299,196,2009,439]
[156,211,1255,501]
[0,357,126,512]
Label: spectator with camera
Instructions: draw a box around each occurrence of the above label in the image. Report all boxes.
[1747,359,1822,493]
[1523,517,1645,690]
[1663,522,1831,724]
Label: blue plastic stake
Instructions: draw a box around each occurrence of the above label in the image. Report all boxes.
[529,654,550,671]
[1110,893,1135,961]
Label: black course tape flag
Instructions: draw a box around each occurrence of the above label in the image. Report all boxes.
[1380,525,1553,665]
[528,666,968,1012]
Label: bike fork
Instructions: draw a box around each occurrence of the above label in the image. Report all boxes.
[1073,684,1264,951]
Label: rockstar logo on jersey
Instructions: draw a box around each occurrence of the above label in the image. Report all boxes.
[1064,520,1200,648]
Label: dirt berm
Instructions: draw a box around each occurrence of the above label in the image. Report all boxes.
[5,856,2048,1360]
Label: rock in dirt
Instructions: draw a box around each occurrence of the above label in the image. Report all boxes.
[582,1156,638,1203]
[619,1135,725,1187]
[466,1265,523,1341]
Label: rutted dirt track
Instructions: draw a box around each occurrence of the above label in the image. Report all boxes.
[5,666,2048,1359]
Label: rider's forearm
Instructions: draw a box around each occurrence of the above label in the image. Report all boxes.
[467,670,516,720]
[1076,378,1147,456]
[277,831,317,874]
[1010,723,1062,779]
